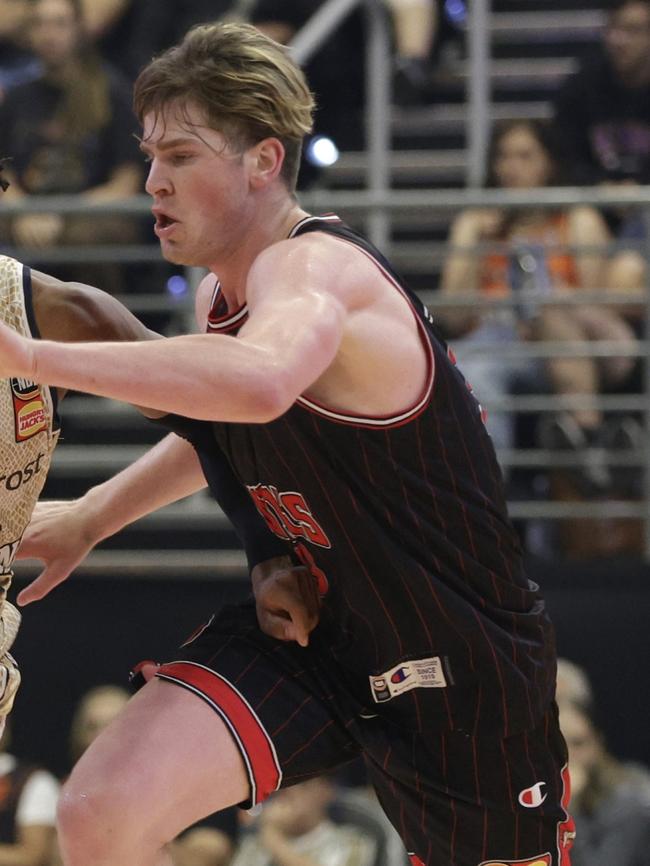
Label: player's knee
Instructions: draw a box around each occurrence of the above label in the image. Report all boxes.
[57,777,132,857]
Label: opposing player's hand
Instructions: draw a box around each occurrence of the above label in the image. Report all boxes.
[0,319,36,380]
[251,555,321,647]
[15,499,96,605]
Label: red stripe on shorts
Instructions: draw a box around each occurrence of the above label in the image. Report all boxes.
[157,660,282,804]
[557,764,575,866]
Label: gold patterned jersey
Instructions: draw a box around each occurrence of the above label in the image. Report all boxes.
[0,256,59,584]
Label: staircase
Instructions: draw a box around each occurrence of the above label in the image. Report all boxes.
[323,0,610,292]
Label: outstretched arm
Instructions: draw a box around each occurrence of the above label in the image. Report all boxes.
[0,238,348,422]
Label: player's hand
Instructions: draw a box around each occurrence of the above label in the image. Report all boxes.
[0,320,36,380]
[251,555,321,647]
[15,499,97,605]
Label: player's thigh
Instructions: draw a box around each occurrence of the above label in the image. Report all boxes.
[158,607,363,804]
[62,676,250,840]
[362,705,573,866]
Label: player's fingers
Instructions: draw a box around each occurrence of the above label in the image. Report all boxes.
[257,595,313,647]
[16,564,71,606]
[256,608,293,643]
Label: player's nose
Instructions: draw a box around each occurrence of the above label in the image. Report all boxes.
[145,160,172,197]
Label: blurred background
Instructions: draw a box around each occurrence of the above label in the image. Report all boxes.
[2,1,650,864]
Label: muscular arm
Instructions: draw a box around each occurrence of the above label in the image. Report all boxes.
[3,238,348,422]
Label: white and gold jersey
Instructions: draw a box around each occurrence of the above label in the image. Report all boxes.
[0,256,59,583]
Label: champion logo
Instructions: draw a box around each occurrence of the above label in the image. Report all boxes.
[518,781,548,808]
[390,667,410,684]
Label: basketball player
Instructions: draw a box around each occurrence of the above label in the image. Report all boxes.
[0,23,574,866]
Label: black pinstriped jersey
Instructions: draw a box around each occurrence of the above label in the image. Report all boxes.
[201,215,557,737]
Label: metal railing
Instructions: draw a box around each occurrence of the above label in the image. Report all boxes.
[4,187,650,558]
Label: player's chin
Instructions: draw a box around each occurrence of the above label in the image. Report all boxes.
[159,242,188,265]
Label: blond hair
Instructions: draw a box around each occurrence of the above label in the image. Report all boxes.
[133,21,315,190]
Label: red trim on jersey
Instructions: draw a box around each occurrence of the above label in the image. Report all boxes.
[156,661,282,805]
[206,282,249,333]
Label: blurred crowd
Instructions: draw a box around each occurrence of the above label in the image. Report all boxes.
[2,1,649,560]
[3,660,649,866]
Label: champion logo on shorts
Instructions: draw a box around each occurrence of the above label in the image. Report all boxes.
[369,656,447,703]
[478,855,551,866]
[518,781,548,808]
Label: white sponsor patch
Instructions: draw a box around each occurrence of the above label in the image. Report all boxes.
[370,656,447,703]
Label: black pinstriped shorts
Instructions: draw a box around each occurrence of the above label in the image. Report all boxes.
[156,601,574,866]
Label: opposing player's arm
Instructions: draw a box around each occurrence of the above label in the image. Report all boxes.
[0,237,351,421]
[31,269,157,345]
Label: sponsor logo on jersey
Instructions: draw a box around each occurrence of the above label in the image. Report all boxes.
[518,781,548,808]
[370,656,447,703]
[0,453,45,492]
[10,377,47,441]
[478,856,551,866]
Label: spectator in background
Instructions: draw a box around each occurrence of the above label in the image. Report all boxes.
[67,685,130,765]
[110,1,245,84]
[250,0,366,161]
[552,0,650,298]
[439,119,637,469]
[0,0,40,100]
[558,688,650,866]
[555,658,594,714]
[388,0,464,105]
[0,719,59,866]
[0,0,142,292]
[232,777,378,866]
[172,817,237,866]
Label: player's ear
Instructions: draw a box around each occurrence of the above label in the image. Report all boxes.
[248,138,285,189]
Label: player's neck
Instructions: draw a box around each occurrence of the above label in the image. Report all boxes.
[215,197,310,310]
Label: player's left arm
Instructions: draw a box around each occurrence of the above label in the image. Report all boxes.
[0,236,352,422]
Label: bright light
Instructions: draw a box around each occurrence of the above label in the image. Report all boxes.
[445,0,466,23]
[166,275,188,296]
[305,136,340,168]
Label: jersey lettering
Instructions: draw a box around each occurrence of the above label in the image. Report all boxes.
[0,453,45,491]
[248,484,331,548]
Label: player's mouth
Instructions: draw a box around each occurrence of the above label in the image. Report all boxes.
[152,209,179,238]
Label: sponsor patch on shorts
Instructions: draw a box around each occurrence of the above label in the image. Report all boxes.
[369,656,447,703]
[478,855,551,866]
